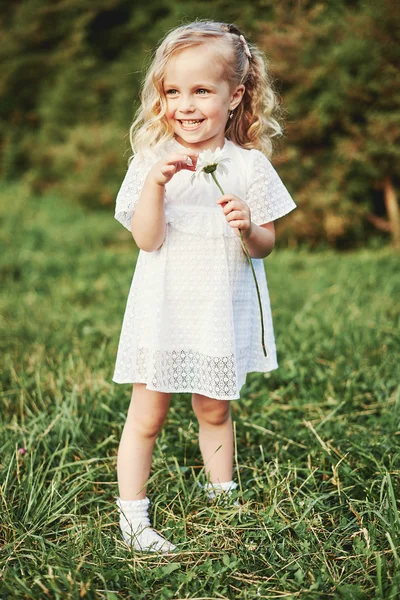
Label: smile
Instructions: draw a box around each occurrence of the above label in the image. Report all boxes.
[178,119,204,130]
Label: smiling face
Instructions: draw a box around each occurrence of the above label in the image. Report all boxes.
[163,44,245,152]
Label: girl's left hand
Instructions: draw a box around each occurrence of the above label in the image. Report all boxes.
[216,194,253,239]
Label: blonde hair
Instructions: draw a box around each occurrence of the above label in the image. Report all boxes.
[129,20,283,162]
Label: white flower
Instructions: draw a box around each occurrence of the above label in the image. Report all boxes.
[190,147,231,184]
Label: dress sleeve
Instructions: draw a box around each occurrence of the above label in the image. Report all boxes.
[246,150,296,226]
[114,152,155,231]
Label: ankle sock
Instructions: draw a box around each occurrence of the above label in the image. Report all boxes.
[198,479,239,503]
[115,496,176,553]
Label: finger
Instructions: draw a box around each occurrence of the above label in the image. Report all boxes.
[218,198,235,214]
[165,156,197,172]
[223,202,239,215]
[229,220,247,228]
[166,153,198,165]
[217,194,234,202]
[177,161,197,172]
[182,159,197,170]
[178,149,199,159]
[187,155,198,168]
[227,211,243,221]
[161,165,176,175]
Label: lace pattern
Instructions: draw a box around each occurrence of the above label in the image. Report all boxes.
[247,151,296,225]
[138,346,238,399]
[165,205,236,238]
[114,152,157,231]
[112,140,294,399]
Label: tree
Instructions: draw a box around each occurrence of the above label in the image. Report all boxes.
[260,0,400,247]
[1,0,399,247]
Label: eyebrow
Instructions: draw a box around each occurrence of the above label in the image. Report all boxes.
[163,82,218,90]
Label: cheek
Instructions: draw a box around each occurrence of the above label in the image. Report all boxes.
[208,100,229,119]
[164,99,175,119]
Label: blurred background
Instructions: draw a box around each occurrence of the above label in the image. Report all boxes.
[1,0,399,250]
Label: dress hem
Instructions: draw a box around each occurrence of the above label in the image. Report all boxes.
[112,361,279,400]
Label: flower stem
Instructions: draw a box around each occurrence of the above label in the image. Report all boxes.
[238,229,268,358]
[211,171,268,358]
[211,172,225,196]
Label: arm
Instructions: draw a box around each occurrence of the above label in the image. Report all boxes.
[241,221,275,259]
[217,150,296,258]
[131,151,198,252]
[131,177,166,252]
[216,194,275,259]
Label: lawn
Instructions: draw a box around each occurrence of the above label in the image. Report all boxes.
[1,182,399,599]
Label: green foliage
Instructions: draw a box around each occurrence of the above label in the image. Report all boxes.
[0,0,399,249]
[1,183,399,598]
[262,0,400,247]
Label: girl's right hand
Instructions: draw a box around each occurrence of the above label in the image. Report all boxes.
[149,152,198,186]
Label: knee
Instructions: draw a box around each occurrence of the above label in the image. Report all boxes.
[192,395,231,426]
[127,385,171,438]
[130,412,166,438]
[127,405,167,438]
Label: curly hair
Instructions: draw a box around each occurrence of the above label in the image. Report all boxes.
[129,20,283,162]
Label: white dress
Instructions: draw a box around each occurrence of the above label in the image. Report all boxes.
[112,137,296,400]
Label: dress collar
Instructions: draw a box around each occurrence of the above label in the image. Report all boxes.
[169,137,232,153]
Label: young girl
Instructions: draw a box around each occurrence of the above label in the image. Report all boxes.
[112,20,296,553]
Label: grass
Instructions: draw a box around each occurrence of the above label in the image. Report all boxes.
[0,181,399,599]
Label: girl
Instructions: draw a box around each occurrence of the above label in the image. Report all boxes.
[112,20,296,553]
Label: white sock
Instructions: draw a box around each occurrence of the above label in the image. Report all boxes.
[115,496,176,553]
[198,480,239,503]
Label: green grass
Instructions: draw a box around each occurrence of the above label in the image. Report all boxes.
[1,182,399,599]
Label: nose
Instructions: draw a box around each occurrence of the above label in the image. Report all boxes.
[178,94,195,113]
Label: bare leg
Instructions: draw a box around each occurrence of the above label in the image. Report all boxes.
[117,383,172,500]
[115,384,176,552]
[191,393,234,483]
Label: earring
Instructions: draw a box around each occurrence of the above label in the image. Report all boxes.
[229,111,234,119]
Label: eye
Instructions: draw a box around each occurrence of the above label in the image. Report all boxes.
[196,89,209,95]
[165,89,178,96]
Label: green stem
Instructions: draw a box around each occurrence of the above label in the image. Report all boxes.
[211,171,268,358]
[211,171,225,196]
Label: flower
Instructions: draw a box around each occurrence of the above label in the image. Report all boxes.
[190,147,230,184]
[190,146,268,358]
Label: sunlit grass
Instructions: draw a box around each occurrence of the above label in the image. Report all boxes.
[1,182,399,599]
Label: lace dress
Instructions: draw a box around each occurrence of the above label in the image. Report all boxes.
[112,138,296,400]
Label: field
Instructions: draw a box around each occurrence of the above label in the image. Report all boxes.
[1,182,399,599]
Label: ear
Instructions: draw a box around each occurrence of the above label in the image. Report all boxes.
[229,84,245,111]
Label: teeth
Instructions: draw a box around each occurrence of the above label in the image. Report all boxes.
[179,119,203,131]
